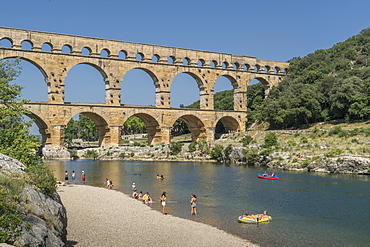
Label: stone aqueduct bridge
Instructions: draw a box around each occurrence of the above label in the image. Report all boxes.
[0,27,289,148]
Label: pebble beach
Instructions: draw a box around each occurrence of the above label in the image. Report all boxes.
[58,185,258,247]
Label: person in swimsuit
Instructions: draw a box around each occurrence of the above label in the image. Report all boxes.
[64,171,69,183]
[81,171,86,184]
[160,191,167,215]
[190,194,197,215]
[71,171,76,183]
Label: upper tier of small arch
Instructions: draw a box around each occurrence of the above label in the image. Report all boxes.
[0,26,289,75]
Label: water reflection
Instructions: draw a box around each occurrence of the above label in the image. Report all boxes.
[47,160,370,247]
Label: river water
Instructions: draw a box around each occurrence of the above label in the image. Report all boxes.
[47,160,370,247]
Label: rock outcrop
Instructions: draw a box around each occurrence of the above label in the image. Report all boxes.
[0,153,67,246]
[306,155,370,174]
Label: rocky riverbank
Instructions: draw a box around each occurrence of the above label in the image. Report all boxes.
[0,153,67,246]
[42,122,370,175]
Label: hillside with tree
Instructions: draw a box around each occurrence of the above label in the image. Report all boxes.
[255,28,370,129]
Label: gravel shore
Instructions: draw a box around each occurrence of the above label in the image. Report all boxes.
[58,185,258,247]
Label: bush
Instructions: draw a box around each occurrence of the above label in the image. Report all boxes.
[263,132,278,148]
[84,150,98,159]
[0,187,22,243]
[210,144,223,161]
[27,163,57,198]
[169,142,184,155]
[240,135,254,146]
[188,142,197,152]
[242,148,260,164]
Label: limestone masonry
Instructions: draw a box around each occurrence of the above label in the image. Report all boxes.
[0,27,288,148]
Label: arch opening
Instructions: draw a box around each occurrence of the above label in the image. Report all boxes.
[215,116,240,139]
[64,113,103,147]
[64,63,106,103]
[100,49,110,58]
[81,47,91,56]
[123,113,159,145]
[0,38,13,48]
[6,58,48,101]
[168,56,175,64]
[21,40,33,50]
[62,45,72,54]
[152,55,159,63]
[136,53,143,61]
[121,68,157,106]
[118,50,127,59]
[42,43,52,52]
[171,115,204,144]
[170,72,201,108]
[214,75,237,110]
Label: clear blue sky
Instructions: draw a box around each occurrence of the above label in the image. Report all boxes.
[1,0,369,121]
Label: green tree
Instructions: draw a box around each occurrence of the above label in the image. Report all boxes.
[0,59,57,243]
[188,142,197,152]
[169,141,184,155]
[263,132,278,148]
[210,144,223,161]
[123,116,147,135]
[0,59,40,166]
[171,118,190,136]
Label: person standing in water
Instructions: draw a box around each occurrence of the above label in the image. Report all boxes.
[190,194,197,215]
[71,171,76,183]
[81,171,86,184]
[160,192,167,215]
[64,171,69,183]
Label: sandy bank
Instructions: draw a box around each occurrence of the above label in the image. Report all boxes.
[58,185,258,247]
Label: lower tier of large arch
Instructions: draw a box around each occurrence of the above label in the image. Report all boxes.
[24,102,247,148]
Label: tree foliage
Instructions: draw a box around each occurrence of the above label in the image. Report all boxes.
[254,28,370,128]
[0,59,41,166]
[171,118,190,136]
[122,116,146,135]
[65,114,98,141]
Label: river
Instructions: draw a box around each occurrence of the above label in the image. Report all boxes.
[47,160,370,247]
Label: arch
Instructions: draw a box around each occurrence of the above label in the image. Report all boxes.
[265,65,271,73]
[100,48,110,58]
[168,56,175,64]
[215,116,241,135]
[254,64,261,72]
[216,74,238,89]
[2,56,48,79]
[42,42,53,52]
[152,54,160,63]
[65,112,108,147]
[124,112,160,145]
[62,44,72,54]
[233,62,240,70]
[222,62,229,69]
[64,63,107,103]
[210,60,217,68]
[121,67,158,105]
[136,53,144,61]
[183,57,190,66]
[24,111,49,145]
[274,66,281,74]
[81,47,91,56]
[198,59,205,67]
[244,64,251,71]
[214,75,237,110]
[0,37,13,48]
[118,50,127,59]
[171,114,205,142]
[21,40,33,50]
[170,72,203,108]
